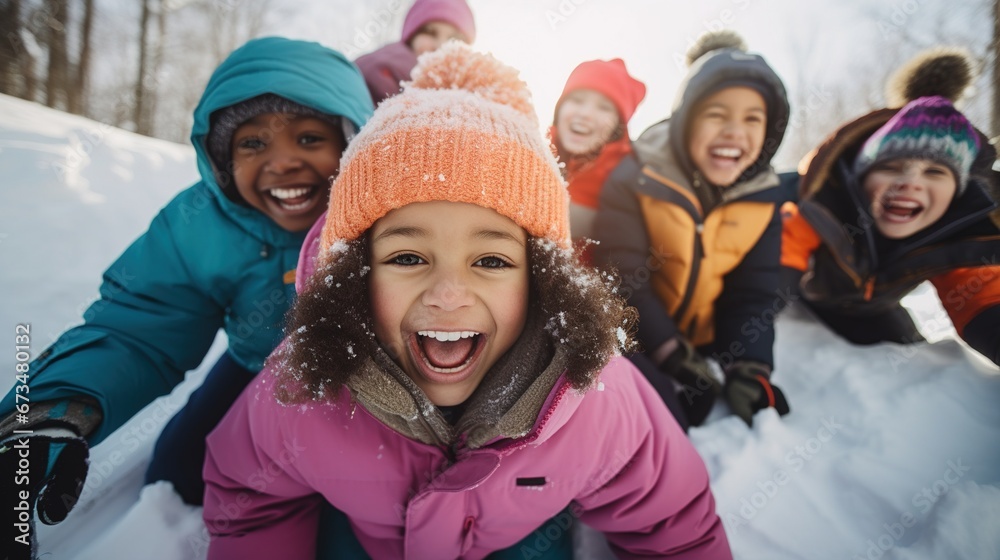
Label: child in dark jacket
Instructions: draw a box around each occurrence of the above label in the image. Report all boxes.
[203,43,731,560]
[354,0,476,105]
[594,30,792,428]
[549,58,646,245]
[781,48,1000,366]
[0,37,373,553]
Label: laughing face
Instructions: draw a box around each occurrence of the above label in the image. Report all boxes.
[369,201,530,406]
[687,86,767,187]
[861,158,957,239]
[409,21,466,56]
[231,112,344,232]
[555,89,620,156]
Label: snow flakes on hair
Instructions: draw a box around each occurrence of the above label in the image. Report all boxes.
[685,30,748,67]
[408,41,534,118]
[529,239,637,389]
[886,46,975,108]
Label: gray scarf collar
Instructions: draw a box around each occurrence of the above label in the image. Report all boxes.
[346,312,568,449]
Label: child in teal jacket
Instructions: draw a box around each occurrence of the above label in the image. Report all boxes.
[0,37,373,554]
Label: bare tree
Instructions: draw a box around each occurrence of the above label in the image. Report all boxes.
[134,0,153,134]
[44,0,69,109]
[0,0,22,96]
[143,0,274,142]
[195,0,273,66]
[68,0,94,115]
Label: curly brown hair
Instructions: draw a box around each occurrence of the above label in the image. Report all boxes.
[273,236,636,403]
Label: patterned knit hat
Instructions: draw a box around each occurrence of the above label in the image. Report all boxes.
[207,94,352,199]
[319,42,568,256]
[402,0,476,44]
[556,58,646,125]
[854,95,981,192]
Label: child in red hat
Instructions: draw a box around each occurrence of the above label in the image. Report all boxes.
[550,58,646,245]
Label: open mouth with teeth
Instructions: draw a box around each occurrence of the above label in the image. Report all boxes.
[879,198,924,223]
[267,185,321,212]
[568,121,591,136]
[408,330,486,381]
[709,146,744,163]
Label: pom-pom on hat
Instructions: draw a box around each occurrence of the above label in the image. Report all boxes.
[556,59,646,125]
[402,0,476,44]
[854,95,981,192]
[319,41,569,256]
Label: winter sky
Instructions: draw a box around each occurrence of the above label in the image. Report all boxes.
[274,0,996,171]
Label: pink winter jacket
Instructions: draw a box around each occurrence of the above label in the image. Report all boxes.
[354,41,418,106]
[202,215,732,559]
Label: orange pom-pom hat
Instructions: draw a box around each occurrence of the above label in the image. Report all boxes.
[319,41,569,257]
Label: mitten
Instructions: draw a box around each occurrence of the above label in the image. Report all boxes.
[724,361,790,426]
[1,399,99,560]
[660,337,722,426]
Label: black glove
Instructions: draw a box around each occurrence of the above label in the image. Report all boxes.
[660,338,722,427]
[1,398,99,560]
[724,361,790,426]
[2,427,90,560]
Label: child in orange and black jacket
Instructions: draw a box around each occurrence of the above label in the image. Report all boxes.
[594,30,792,429]
[781,48,1000,366]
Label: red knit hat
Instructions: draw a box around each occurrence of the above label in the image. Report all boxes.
[556,59,646,124]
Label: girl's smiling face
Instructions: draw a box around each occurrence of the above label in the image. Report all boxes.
[862,158,958,239]
[369,201,529,406]
[555,89,620,156]
[409,21,466,56]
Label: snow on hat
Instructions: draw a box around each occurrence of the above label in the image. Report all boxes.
[319,41,568,256]
[556,58,646,125]
[402,0,476,44]
[207,94,349,197]
[854,95,981,192]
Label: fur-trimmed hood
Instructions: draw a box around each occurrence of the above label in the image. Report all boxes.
[797,46,1000,229]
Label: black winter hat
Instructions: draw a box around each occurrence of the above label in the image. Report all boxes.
[670,30,790,184]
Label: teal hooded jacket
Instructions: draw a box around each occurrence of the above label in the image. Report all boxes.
[0,37,374,444]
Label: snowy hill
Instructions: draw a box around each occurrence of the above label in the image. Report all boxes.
[1,95,999,559]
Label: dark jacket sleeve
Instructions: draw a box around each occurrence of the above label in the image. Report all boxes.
[931,266,1000,366]
[713,201,783,368]
[0,209,226,444]
[593,157,680,355]
[963,306,1000,366]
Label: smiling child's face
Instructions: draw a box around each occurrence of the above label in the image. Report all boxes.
[687,86,767,187]
[862,158,957,239]
[410,21,466,56]
[555,89,620,156]
[369,201,530,406]
[231,112,343,232]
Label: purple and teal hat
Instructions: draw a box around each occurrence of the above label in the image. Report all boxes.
[854,96,981,193]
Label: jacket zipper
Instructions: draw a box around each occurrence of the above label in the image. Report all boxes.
[863,277,876,301]
[673,175,706,324]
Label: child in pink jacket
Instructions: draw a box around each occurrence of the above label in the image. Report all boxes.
[354,0,475,104]
[203,43,731,560]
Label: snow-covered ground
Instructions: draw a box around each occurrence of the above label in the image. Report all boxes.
[2,94,999,559]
